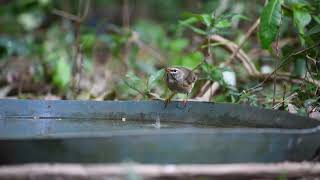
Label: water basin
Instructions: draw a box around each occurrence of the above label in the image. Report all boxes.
[0,99,320,164]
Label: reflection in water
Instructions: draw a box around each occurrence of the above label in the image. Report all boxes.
[152,115,161,129]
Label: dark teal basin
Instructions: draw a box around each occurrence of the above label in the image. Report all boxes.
[0,99,319,164]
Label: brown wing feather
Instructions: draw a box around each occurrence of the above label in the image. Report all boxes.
[183,68,197,85]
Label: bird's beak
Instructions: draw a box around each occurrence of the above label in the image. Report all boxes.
[165,68,171,73]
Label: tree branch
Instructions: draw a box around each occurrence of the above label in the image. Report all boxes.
[210,35,260,76]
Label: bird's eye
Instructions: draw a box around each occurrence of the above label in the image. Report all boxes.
[171,69,177,73]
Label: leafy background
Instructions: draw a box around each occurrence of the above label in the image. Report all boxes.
[0,0,320,118]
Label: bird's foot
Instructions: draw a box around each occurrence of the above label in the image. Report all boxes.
[163,93,176,109]
[177,99,188,109]
[164,98,171,108]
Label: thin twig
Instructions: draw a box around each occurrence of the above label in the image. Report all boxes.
[306,54,318,64]
[122,0,130,28]
[305,55,316,85]
[123,80,145,97]
[257,72,320,88]
[75,0,90,94]
[54,0,91,98]
[208,35,320,90]
[193,82,220,101]
[224,18,260,66]
[123,79,162,100]
[52,9,81,22]
[272,92,297,110]
[197,35,320,100]
[130,31,167,63]
[195,81,212,97]
[81,0,90,20]
[306,54,320,95]
[252,42,320,89]
[122,0,131,72]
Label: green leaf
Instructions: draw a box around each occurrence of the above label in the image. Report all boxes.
[179,13,213,35]
[148,69,165,89]
[134,20,167,49]
[231,14,250,21]
[215,19,232,28]
[124,71,146,94]
[306,24,320,36]
[52,57,71,90]
[285,0,312,10]
[169,38,189,52]
[214,13,248,30]
[80,34,96,51]
[201,62,211,74]
[172,51,204,69]
[293,58,306,77]
[179,20,207,35]
[259,0,282,49]
[201,63,223,82]
[179,16,199,25]
[293,9,311,35]
[201,14,212,27]
[18,11,44,31]
[313,15,320,24]
[210,67,223,81]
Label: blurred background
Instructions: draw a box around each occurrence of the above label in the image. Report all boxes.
[0,0,319,116]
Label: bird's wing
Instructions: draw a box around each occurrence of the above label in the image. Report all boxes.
[185,72,197,84]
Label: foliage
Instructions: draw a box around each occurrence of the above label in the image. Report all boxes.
[123,69,164,99]
[179,12,247,36]
[259,0,319,48]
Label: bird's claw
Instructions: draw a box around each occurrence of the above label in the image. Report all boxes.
[164,98,170,108]
[177,99,188,109]
[182,99,188,107]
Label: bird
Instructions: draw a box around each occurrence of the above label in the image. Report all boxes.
[305,100,320,121]
[164,67,197,108]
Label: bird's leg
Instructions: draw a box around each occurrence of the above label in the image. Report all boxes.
[164,92,176,108]
[180,93,189,108]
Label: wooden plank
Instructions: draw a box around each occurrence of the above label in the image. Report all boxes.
[0,163,320,179]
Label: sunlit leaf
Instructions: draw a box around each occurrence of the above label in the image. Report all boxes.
[172,51,204,69]
[18,11,44,31]
[169,38,189,52]
[80,34,96,52]
[215,19,232,28]
[134,20,167,48]
[201,14,212,27]
[210,66,223,81]
[52,57,71,90]
[293,9,311,35]
[178,16,198,25]
[181,12,203,21]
